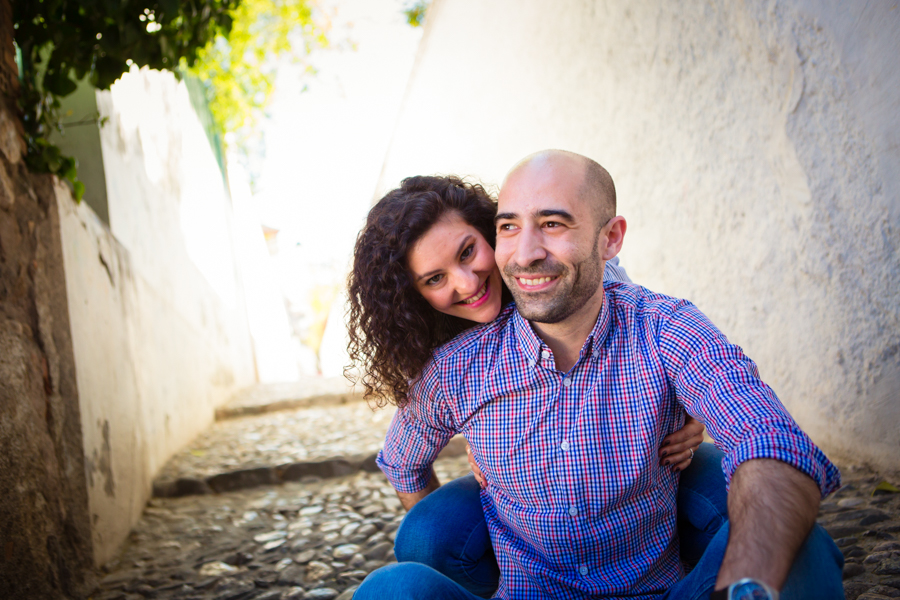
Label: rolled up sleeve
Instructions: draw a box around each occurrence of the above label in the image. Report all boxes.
[657,301,840,497]
[376,362,457,494]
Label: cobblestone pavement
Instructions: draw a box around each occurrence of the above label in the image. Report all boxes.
[93,390,900,600]
[156,403,394,483]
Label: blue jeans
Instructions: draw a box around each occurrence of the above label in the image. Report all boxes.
[356,443,844,599]
[356,523,843,600]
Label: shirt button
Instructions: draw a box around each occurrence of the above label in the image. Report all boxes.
[541,350,550,359]
[568,506,578,516]
[560,440,570,451]
[562,378,572,387]
[579,565,589,576]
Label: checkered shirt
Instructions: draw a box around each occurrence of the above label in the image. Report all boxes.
[377,282,840,600]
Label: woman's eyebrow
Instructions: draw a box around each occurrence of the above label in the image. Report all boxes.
[414,235,474,282]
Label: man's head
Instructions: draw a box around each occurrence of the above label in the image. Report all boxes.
[495,150,625,324]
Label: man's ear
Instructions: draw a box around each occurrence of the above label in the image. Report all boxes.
[601,216,626,260]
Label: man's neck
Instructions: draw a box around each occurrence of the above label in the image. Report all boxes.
[530,286,605,373]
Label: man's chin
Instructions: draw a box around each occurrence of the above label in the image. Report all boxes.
[511,297,572,324]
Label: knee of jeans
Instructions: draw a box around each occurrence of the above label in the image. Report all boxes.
[803,524,844,568]
[781,524,845,600]
[355,563,435,600]
[394,514,434,563]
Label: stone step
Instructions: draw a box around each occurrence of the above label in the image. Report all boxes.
[217,379,366,421]
[154,436,468,499]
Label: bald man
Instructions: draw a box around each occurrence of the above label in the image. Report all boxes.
[358,151,843,600]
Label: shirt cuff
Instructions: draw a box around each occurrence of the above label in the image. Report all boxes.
[376,449,433,494]
[721,423,841,498]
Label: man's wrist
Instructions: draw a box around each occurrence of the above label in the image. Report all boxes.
[710,579,780,600]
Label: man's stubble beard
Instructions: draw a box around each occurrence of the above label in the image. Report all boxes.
[502,240,605,325]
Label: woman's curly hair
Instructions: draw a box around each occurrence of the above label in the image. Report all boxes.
[346,175,501,408]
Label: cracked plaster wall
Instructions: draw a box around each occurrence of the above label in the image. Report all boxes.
[58,67,257,566]
[377,0,900,472]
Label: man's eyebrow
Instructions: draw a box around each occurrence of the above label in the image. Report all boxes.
[495,209,576,223]
[414,235,474,282]
[537,209,575,222]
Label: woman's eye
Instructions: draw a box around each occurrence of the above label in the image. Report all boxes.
[426,274,443,285]
[460,244,474,260]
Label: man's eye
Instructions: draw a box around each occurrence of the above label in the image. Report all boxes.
[497,223,516,231]
[460,244,474,260]
[544,221,561,228]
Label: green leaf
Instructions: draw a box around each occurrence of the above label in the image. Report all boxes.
[873,481,900,495]
[44,66,78,96]
[73,180,85,202]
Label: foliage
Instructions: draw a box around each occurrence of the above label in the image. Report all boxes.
[13,0,327,200]
[186,0,328,150]
[13,0,239,199]
[402,0,431,28]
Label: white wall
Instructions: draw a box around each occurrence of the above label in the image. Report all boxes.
[377,0,900,472]
[60,68,257,565]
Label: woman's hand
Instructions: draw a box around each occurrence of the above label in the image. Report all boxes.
[467,443,486,488]
[659,415,704,472]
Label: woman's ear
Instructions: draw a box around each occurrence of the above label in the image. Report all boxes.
[601,216,627,260]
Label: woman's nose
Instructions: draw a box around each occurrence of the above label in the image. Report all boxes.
[452,268,480,296]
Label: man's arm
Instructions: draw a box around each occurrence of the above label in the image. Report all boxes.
[656,300,840,591]
[716,458,821,590]
[395,467,441,511]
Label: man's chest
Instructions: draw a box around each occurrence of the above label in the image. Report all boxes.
[454,344,681,511]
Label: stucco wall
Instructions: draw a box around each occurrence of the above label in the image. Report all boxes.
[59,68,257,565]
[377,0,900,471]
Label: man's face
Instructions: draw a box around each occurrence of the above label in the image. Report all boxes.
[495,158,606,324]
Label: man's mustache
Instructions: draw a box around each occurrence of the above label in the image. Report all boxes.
[503,259,567,278]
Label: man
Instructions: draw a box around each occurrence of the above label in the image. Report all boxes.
[357,150,844,599]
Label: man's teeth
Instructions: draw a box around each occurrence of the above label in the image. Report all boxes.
[461,282,488,305]
[519,276,554,286]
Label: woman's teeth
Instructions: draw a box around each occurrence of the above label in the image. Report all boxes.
[519,276,554,285]
[461,281,488,305]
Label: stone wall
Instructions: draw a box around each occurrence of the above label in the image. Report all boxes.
[0,0,94,594]
[377,0,900,472]
[61,68,258,566]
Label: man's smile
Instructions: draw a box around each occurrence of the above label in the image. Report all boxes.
[514,275,559,291]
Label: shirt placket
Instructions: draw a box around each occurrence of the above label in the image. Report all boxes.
[542,346,591,582]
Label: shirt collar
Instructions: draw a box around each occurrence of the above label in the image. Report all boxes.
[511,286,613,368]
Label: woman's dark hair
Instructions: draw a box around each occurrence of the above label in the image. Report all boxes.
[346,175,502,408]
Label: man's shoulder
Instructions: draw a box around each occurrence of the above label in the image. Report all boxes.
[605,281,693,321]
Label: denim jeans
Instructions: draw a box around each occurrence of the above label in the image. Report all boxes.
[356,443,844,599]
[355,523,844,600]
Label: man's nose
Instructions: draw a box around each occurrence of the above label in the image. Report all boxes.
[513,226,547,267]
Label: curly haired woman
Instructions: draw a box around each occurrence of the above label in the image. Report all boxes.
[346,175,726,597]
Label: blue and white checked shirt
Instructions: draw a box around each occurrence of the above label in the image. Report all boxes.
[377,282,840,600]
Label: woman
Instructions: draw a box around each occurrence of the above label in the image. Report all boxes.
[346,175,727,596]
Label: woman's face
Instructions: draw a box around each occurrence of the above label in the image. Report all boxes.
[407,212,504,324]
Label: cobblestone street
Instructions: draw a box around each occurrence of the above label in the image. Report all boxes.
[91,385,900,600]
